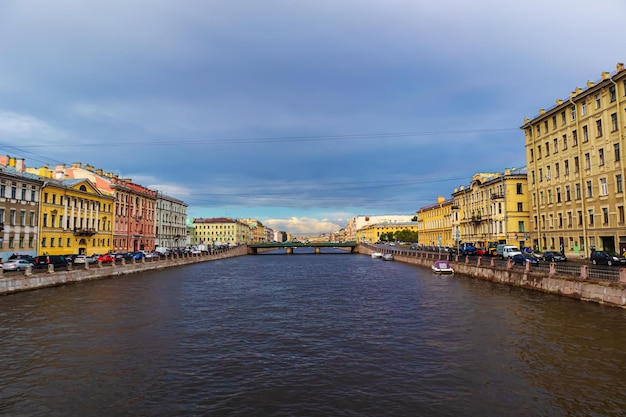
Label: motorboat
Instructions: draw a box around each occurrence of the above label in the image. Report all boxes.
[371,252,383,259]
[382,253,394,261]
[432,259,454,274]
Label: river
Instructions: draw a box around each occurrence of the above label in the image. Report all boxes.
[1,248,625,417]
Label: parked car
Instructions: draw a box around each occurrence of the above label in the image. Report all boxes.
[590,251,626,266]
[96,254,115,263]
[8,254,36,264]
[475,247,487,256]
[512,253,540,266]
[541,251,567,262]
[73,255,96,264]
[34,255,69,270]
[2,259,34,271]
[460,242,477,256]
[132,251,145,260]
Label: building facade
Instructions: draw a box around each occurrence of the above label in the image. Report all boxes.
[192,217,251,246]
[155,192,188,250]
[38,178,115,256]
[0,157,43,261]
[521,63,626,257]
[355,221,419,244]
[416,196,453,248]
[451,169,529,251]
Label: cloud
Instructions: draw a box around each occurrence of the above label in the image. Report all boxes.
[264,217,342,236]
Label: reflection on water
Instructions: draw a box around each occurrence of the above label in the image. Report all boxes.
[1,249,626,417]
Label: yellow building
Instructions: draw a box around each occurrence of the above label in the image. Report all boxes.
[39,178,115,256]
[416,196,453,248]
[451,169,529,251]
[239,218,266,243]
[192,217,251,246]
[521,62,626,257]
[356,221,419,244]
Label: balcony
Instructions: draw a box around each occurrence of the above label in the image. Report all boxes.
[471,214,482,223]
[451,205,459,210]
[491,193,504,200]
[74,227,97,236]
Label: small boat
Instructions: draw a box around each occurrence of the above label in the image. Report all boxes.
[371,252,383,259]
[432,259,454,274]
[382,253,394,261]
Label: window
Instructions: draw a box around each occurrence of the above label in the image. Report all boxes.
[596,119,603,137]
[530,148,534,162]
[517,202,523,212]
[21,188,26,200]
[619,206,625,223]
[537,125,541,136]
[553,138,558,153]
[573,129,578,146]
[571,106,576,120]
[29,211,35,226]
[544,120,549,133]
[518,221,525,232]
[548,189,553,204]
[19,210,25,226]
[578,211,583,226]
[558,213,563,228]
[603,207,609,224]
[610,85,616,102]
[44,192,48,203]
[595,94,601,109]
[563,134,568,150]
[611,113,618,131]
[615,143,621,161]
[11,186,16,199]
[582,102,587,115]
[538,145,542,159]
[555,163,560,178]
[599,148,605,166]
[556,187,562,203]
[568,211,573,227]
[41,237,47,247]
[566,185,571,201]
[565,160,570,175]
[552,116,557,129]
[10,209,15,225]
[600,178,608,196]
[586,180,593,198]
[561,111,566,125]
[584,153,590,170]
[43,213,48,227]
[539,168,543,181]
[589,209,594,226]
[516,183,523,194]
[30,190,35,201]
[575,183,582,199]
[547,166,552,179]
[617,174,623,193]
[583,125,589,142]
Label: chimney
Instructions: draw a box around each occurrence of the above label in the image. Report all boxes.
[617,63,625,72]
[15,158,25,173]
[601,71,610,80]
[587,80,595,88]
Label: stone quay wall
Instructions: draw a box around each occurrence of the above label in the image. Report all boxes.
[0,245,248,296]
[359,244,626,309]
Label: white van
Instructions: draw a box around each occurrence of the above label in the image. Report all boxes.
[501,245,522,259]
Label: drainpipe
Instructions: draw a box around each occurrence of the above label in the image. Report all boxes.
[609,73,625,252]
[569,95,589,258]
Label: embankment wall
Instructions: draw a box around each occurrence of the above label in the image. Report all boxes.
[359,244,626,309]
[0,245,248,296]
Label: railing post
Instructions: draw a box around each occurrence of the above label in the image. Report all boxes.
[477,257,482,266]
[490,258,495,267]
[506,259,513,270]
[580,265,589,280]
[525,261,531,272]
[619,268,626,283]
[549,262,556,275]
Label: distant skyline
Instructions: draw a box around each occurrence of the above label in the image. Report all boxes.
[0,0,624,235]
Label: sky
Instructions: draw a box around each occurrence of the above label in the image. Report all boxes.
[0,0,624,235]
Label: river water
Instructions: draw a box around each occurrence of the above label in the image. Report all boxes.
[1,248,626,417]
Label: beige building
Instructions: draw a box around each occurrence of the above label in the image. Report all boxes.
[155,192,188,250]
[355,221,419,244]
[192,217,251,246]
[416,196,453,248]
[521,63,626,258]
[0,157,44,261]
[451,169,529,252]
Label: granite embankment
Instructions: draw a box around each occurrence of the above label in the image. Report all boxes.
[0,245,247,295]
[359,244,626,309]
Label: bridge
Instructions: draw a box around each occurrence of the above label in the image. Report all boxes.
[247,241,358,254]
